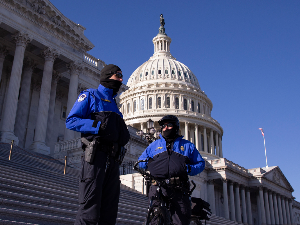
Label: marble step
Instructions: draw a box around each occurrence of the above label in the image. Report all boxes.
[0,161,149,206]
[0,189,147,219]
[0,163,78,189]
[0,184,148,213]
[0,205,146,225]
[0,206,74,225]
[0,149,78,177]
[0,159,78,186]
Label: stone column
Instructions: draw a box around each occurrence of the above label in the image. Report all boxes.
[29,48,58,154]
[273,193,280,225]
[185,122,189,140]
[264,189,271,225]
[277,195,283,225]
[203,127,208,153]
[210,129,214,154]
[198,127,203,151]
[207,180,216,214]
[268,191,275,225]
[229,181,236,221]
[219,136,223,157]
[240,186,248,225]
[246,188,253,225]
[288,200,294,225]
[285,198,291,225]
[0,67,10,118]
[64,62,81,141]
[0,45,8,82]
[235,183,242,223]
[195,124,199,150]
[281,197,287,224]
[45,71,61,148]
[222,179,230,219]
[257,194,262,225]
[145,94,148,110]
[190,125,195,144]
[259,186,267,225]
[140,122,144,132]
[14,58,36,148]
[0,33,31,144]
[215,132,219,156]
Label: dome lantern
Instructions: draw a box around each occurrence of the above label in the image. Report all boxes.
[152,14,173,59]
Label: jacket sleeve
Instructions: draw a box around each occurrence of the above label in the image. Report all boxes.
[65,92,101,134]
[138,145,152,169]
[187,144,205,176]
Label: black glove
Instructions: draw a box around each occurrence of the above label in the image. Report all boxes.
[91,111,130,145]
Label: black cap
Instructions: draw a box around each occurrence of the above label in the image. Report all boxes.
[158,115,180,128]
[100,64,121,82]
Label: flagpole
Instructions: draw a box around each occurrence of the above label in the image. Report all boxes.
[259,128,268,168]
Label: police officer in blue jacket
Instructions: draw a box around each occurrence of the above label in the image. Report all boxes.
[138,115,205,225]
[66,64,130,225]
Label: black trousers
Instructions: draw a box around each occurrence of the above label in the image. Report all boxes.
[148,185,191,225]
[74,150,120,225]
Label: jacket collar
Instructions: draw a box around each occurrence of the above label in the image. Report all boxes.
[159,134,183,144]
[97,84,118,99]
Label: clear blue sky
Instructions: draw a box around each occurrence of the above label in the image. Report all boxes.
[50,0,300,201]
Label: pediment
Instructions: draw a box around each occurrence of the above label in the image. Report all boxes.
[5,0,94,51]
[263,166,293,191]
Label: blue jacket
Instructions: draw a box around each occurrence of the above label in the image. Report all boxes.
[66,84,122,134]
[138,134,205,178]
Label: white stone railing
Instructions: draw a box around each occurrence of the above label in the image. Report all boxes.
[54,137,81,153]
[84,53,98,67]
[84,53,105,70]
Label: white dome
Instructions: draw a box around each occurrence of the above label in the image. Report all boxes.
[127,33,201,90]
[120,16,223,160]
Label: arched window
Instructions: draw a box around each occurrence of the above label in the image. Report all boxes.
[127,103,130,113]
[203,105,206,114]
[175,97,179,109]
[198,103,200,113]
[140,99,144,110]
[149,97,152,109]
[166,97,170,108]
[157,97,161,108]
[191,100,194,112]
[184,99,187,110]
[133,100,136,112]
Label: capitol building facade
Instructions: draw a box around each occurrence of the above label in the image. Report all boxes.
[0,0,299,224]
[119,16,300,225]
[119,19,223,160]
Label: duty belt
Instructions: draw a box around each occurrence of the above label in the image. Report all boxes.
[152,177,188,186]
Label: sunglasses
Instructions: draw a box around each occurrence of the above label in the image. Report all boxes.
[162,123,174,129]
[115,73,123,78]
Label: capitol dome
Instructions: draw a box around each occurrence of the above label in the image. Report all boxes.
[120,15,223,159]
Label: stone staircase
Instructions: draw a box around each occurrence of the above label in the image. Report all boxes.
[204,214,241,225]
[0,143,148,225]
[0,143,241,225]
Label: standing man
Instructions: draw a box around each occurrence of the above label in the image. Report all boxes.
[138,115,205,225]
[66,64,130,225]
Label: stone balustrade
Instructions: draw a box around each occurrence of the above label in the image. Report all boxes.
[84,53,104,69]
[54,137,81,153]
